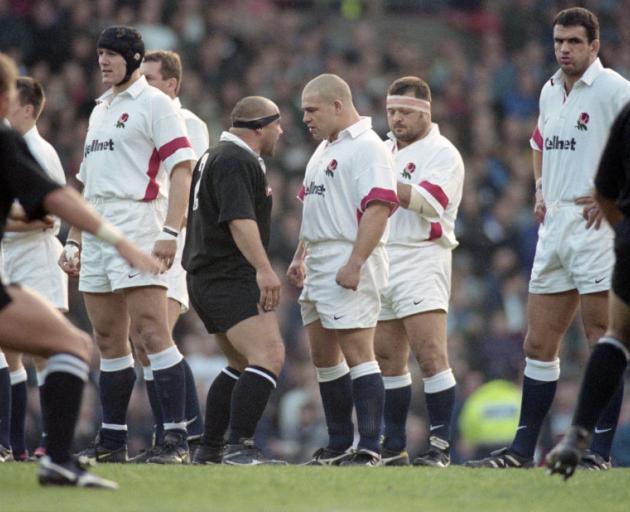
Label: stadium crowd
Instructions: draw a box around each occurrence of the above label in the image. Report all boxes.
[2,0,630,464]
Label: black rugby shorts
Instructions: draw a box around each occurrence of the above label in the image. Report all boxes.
[613,218,630,306]
[187,271,260,334]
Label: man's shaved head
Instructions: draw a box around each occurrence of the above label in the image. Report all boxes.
[302,74,353,104]
[231,96,279,123]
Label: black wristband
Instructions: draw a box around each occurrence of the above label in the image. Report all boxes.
[162,226,179,237]
[66,240,81,249]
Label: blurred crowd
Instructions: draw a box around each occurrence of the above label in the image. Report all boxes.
[2,0,630,464]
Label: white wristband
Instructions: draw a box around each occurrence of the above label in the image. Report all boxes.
[157,225,179,241]
[95,222,123,245]
[64,244,79,261]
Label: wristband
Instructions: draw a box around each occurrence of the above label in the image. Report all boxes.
[95,222,123,245]
[66,239,81,249]
[157,225,179,241]
[64,244,79,261]
[535,178,542,190]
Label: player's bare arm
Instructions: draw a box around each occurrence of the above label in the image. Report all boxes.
[575,194,604,229]
[154,160,193,268]
[229,218,281,311]
[287,240,306,288]
[5,215,54,232]
[593,190,623,227]
[336,202,390,291]
[533,148,546,223]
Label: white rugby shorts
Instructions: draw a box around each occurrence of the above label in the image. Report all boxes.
[379,243,451,321]
[165,227,189,312]
[300,241,388,329]
[529,204,614,295]
[79,197,168,293]
[1,233,68,311]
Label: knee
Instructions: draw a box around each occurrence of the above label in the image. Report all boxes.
[310,343,342,368]
[584,322,607,345]
[375,347,407,376]
[523,332,556,360]
[62,328,92,363]
[131,314,169,352]
[415,340,448,377]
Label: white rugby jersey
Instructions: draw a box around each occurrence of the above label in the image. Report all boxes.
[530,58,630,203]
[386,124,464,249]
[3,125,66,242]
[78,76,195,201]
[175,97,209,159]
[298,117,398,244]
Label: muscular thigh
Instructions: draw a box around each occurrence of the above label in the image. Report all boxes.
[0,285,89,360]
[83,291,130,355]
[306,320,343,367]
[607,291,630,344]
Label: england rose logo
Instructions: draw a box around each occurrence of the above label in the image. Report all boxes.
[116,113,129,128]
[325,159,337,177]
[576,112,589,131]
[402,162,416,179]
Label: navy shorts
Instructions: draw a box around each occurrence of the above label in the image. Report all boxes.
[187,271,260,334]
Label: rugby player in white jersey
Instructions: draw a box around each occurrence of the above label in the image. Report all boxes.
[287,74,399,466]
[466,7,630,470]
[375,76,464,467]
[126,49,209,461]
[59,26,196,464]
[1,77,68,462]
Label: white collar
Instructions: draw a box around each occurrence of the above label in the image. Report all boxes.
[219,131,266,173]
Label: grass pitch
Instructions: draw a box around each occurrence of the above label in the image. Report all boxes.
[1,464,629,512]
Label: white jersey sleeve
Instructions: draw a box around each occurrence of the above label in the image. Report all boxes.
[183,112,210,160]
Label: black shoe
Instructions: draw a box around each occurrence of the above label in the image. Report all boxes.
[76,435,127,464]
[38,456,118,489]
[129,446,161,464]
[146,431,189,464]
[188,436,203,460]
[339,448,381,466]
[304,447,351,466]
[547,426,592,480]
[413,436,451,468]
[578,449,612,470]
[464,447,534,468]
[222,438,286,466]
[0,444,13,462]
[381,447,410,466]
[192,440,224,465]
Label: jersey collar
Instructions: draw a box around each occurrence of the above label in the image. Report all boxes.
[553,57,603,88]
[335,116,372,142]
[96,75,150,104]
[387,122,440,152]
[220,131,267,173]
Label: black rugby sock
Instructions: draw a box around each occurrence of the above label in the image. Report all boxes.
[203,367,240,445]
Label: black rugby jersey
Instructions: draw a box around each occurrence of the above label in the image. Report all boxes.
[183,139,272,276]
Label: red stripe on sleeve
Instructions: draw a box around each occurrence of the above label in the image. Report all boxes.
[143,149,161,201]
[419,181,448,209]
[428,222,442,241]
[359,187,399,216]
[531,125,543,151]
[297,185,305,202]
[158,136,192,161]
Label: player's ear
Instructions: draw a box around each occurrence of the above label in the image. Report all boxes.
[591,38,600,56]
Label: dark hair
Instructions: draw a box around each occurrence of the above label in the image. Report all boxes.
[387,76,432,102]
[16,77,45,120]
[143,50,183,95]
[553,7,599,42]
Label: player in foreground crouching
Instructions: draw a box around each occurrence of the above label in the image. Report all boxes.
[548,101,630,480]
[0,52,161,488]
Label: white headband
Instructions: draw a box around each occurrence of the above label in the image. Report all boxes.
[386,95,431,114]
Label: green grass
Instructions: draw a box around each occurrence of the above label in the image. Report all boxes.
[2,464,630,512]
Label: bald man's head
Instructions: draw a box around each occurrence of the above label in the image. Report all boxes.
[231,96,279,125]
[302,74,353,104]
[301,74,359,142]
[229,95,283,157]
